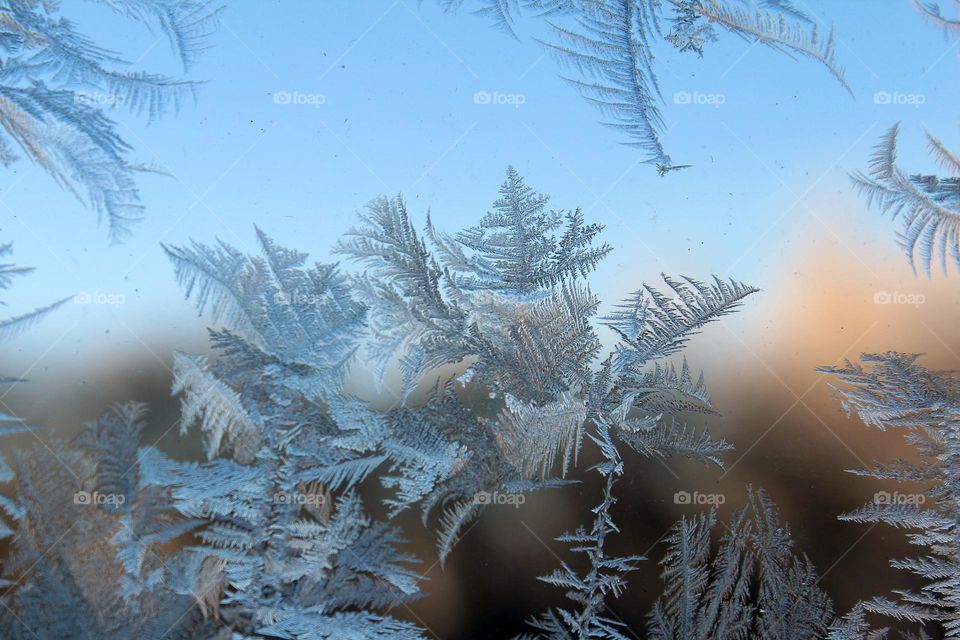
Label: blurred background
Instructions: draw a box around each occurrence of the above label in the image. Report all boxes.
[1,0,958,637]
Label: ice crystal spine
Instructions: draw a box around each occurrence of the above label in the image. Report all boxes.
[852,123,960,275]
[0,0,220,241]
[0,167,763,638]
[437,0,849,169]
[822,353,960,638]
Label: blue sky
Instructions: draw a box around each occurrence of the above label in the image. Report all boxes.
[1,0,958,387]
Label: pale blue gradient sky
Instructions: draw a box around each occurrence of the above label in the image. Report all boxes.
[1,0,958,387]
